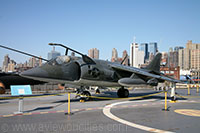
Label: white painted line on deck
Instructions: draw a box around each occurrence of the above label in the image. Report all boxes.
[103,100,174,133]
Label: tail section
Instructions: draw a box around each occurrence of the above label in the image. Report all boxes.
[145,53,162,73]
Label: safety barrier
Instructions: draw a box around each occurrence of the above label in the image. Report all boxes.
[0,92,68,100]
[0,91,164,101]
[72,91,164,100]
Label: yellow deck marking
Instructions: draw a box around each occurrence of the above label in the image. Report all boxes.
[56,110,65,113]
[3,114,14,117]
[40,112,48,114]
[174,109,200,117]
[23,113,32,115]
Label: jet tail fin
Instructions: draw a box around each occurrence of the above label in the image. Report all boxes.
[145,53,162,73]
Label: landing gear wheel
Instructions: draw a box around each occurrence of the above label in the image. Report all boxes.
[82,91,91,101]
[95,89,100,94]
[117,88,129,98]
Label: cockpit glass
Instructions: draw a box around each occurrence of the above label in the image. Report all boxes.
[55,56,71,64]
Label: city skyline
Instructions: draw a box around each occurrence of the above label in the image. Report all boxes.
[1,40,200,72]
[0,0,200,66]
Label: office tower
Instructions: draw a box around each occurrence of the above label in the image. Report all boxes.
[178,40,200,70]
[7,60,16,72]
[88,48,99,59]
[178,49,184,69]
[168,49,178,68]
[161,52,168,66]
[2,54,10,72]
[29,57,36,67]
[149,42,158,55]
[130,43,144,68]
[93,48,99,59]
[48,47,61,60]
[111,48,118,62]
[130,43,135,67]
[191,49,200,70]
[2,54,10,68]
[140,43,149,62]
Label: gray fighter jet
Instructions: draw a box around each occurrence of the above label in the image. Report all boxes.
[0,44,182,99]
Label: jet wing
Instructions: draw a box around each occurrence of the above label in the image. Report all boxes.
[110,64,182,83]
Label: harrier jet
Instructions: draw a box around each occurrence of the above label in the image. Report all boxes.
[0,44,182,100]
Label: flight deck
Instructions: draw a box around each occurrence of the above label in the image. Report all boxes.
[0,88,200,133]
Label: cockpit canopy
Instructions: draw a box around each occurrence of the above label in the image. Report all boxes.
[56,56,71,64]
[47,55,80,65]
[48,56,71,65]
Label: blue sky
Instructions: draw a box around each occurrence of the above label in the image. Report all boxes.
[0,0,200,66]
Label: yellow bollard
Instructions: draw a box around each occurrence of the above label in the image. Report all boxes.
[68,92,70,115]
[197,84,199,93]
[163,91,169,111]
[165,91,167,111]
[187,84,190,95]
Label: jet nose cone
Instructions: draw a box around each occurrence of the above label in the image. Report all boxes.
[21,67,48,78]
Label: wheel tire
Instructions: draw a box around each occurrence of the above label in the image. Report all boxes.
[124,89,129,98]
[117,88,129,98]
[82,91,91,101]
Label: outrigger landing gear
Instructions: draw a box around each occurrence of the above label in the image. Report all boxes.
[170,83,176,101]
[117,87,129,98]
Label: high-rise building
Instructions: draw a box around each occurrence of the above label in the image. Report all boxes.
[149,42,158,55]
[7,60,16,72]
[178,40,200,70]
[130,43,144,68]
[140,43,149,62]
[161,52,168,66]
[2,54,10,72]
[29,57,36,67]
[191,49,200,70]
[178,49,184,69]
[88,48,99,59]
[93,48,99,59]
[168,46,183,68]
[48,47,61,60]
[168,50,179,68]
[111,48,118,62]
[130,43,135,67]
